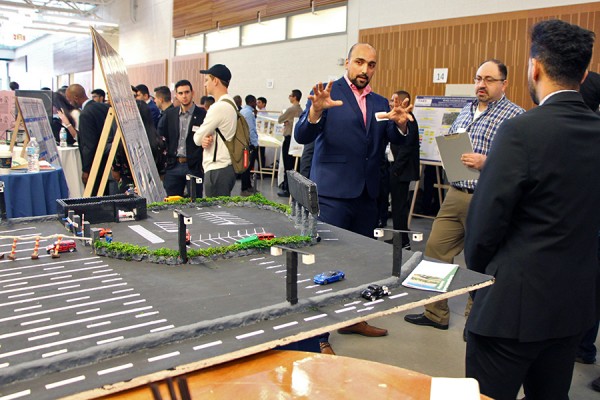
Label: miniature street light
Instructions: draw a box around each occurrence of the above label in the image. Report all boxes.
[373,228,423,277]
[271,245,315,305]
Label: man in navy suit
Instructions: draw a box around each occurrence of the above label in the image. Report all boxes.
[294,43,413,343]
[464,20,600,399]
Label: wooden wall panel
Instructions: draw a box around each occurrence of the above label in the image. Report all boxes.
[125,60,168,96]
[173,0,345,38]
[361,2,600,110]
[171,54,208,104]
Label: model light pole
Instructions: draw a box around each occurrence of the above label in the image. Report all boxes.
[373,228,423,277]
[271,245,315,305]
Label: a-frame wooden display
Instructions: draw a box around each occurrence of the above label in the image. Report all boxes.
[85,28,166,203]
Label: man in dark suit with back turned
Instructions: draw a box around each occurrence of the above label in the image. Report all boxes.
[159,79,206,197]
[66,83,112,196]
[294,42,414,346]
[464,19,600,400]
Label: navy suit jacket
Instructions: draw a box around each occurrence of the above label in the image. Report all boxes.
[465,91,600,342]
[295,77,406,199]
[79,100,111,173]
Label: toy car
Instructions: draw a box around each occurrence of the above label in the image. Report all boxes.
[164,195,184,202]
[361,284,390,302]
[256,232,275,240]
[314,270,345,285]
[236,234,259,244]
[45,240,77,254]
[98,228,112,238]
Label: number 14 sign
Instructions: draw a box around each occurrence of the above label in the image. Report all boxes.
[433,68,448,83]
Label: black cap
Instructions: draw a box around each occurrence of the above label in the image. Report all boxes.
[200,64,231,83]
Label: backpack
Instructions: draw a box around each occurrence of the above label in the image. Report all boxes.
[214,98,251,174]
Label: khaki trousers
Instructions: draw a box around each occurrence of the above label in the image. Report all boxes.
[424,187,473,325]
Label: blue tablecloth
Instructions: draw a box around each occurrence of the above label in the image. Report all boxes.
[0,167,69,218]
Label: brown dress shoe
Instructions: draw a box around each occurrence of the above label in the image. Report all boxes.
[320,341,335,355]
[337,321,388,337]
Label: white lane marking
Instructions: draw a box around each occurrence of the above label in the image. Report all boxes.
[136,311,159,318]
[317,229,331,232]
[260,261,276,265]
[20,318,50,326]
[8,292,34,299]
[297,279,311,283]
[335,306,356,313]
[275,270,286,274]
[357,307,375,313]
[45,375,85,389]
[97,336,124,345]
[273,321,299,330]
[0,227,36,234]
[0,256,99,272]
[389,292,408,299]
[249,257,265,261]
[42,349,68,358]
[3,282,28,288]
[87,321,111,328]
[92,269,113,274]
[305,284,319,289]
[322,238,339,241]
[148,351,180,362]
[58,285,80,290]
[344,301,362,306]
[123,299,145,305]
[304,314,327,321]
[0,319,167,359]
[315,288,333,294]
[150,325,174,333]
[14,305,42,312]
[0,362,9,368]
[0,389,31,400]
[0,273,118,295]
[102,278,123,283]
[193,340,223,351]
[112,288,134,294]
[128,225,165,244]
[43,266,65,271]
[0,283,126,308]
[265,264,283,269]
[365,299,384,305]
[3,306,152,339]
[66,296,90,302]
[0,271,21,278]
[84,260,105,265]
[236,330,264,340]
[97,363,133,376]
[28,331,60,341]
[0,293,141,322]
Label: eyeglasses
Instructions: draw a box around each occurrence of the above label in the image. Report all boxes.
[474,76,505,84]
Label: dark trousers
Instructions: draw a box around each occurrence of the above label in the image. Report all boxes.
[163,162,203,197]
[240,148,258,191]
[577,321,600,362]
[281,136,295,190]
[466,331,581,400]
[318,187,377,238]
[390,176,411,247]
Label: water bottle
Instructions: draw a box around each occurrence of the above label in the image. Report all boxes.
[59,127,68,147]
[26,137,40,173]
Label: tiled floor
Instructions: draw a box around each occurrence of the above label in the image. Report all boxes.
[243,175,600,399]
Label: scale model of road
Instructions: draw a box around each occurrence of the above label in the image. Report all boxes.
[0,204,492,400]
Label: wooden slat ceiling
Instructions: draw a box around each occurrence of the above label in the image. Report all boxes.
[173,0,345,38]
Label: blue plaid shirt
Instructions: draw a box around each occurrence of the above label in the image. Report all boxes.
[450,95,524,190]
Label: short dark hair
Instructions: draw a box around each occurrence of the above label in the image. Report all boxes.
[205,96,215,106]
[153,86,171,102]
[175,79,193,91]
[135,84,150,96]
[479,59,508,80]
[9,81,19,90]
[91,88,105,98]
[257,97,267,105]
[291,89,302,101]
[394,90,411,104]
[530,19,595,87]
[245,94,256,105]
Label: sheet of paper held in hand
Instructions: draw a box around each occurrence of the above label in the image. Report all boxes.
[435,131,480,182]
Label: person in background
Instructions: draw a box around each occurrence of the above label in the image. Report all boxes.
[277,89,303,197]
[52,91,78,145]
[135,84,161,127]
[9,82,19,91]
[239,94,259,196]
[91,89,106,103]
[233,95,243,110]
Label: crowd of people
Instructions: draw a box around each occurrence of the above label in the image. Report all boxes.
[9,17,600,399]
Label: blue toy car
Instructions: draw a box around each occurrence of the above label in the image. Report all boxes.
[314,270,345,285]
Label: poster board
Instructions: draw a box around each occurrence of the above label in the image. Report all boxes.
[257,113,283,136]
[15,96,62,167]
[0,90,16,142]
[91,28,166,203]
[413,96,474,162]
[288,117,303,157]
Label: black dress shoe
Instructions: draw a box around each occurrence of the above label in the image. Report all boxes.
[277,190,290,197]
[404,313,449,330]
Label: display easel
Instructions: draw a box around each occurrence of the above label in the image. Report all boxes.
[407,160,448,227]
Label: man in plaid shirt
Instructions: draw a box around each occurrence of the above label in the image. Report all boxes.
[405,59,524,332]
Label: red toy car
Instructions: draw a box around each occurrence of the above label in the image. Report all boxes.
[45,240,77,254]
[256,233,275,240]
[98,228,112,238]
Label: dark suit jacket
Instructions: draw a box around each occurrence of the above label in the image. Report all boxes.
[390,113,420,182]
[78,100,110,173]
[159,105,206,172]
[464,91,600,342]
[294,77,407,199]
